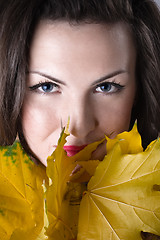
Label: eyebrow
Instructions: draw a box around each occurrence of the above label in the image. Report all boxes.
[28,70,66,85]
[91,70,127,85]
[28,69,127,86]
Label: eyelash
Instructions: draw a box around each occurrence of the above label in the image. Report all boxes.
[29,81,60,94]
[94,81,125,94]
[29,80,125,95]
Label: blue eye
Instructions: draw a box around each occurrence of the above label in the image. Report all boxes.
[29,81,60,93]
[95,82,124,94]
[41,83,54,92]
[98,83,112,92]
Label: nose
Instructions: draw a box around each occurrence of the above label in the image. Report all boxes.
[66,95,98,139]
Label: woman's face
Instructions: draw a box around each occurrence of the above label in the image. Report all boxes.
[22,20,136,166]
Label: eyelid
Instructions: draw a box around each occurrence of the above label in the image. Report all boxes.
[29,80,59,89]
[97,79,124,87]
[94,80,125,93]
[29,80,60,93]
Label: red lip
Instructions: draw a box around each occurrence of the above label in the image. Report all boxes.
[63,145,87,157]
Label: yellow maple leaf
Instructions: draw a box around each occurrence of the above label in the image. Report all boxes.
[77,126,160,239]
[106,123,143,154]
[0,141,46,240]
[45,128,103,240]
[2,123,158,240]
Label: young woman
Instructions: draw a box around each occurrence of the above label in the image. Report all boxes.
[0,0,160,163]
[0,0,160,238]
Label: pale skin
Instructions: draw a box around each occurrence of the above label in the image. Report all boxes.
[22,20,136,166]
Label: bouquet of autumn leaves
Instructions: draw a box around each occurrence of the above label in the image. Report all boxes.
[0,123,160,240]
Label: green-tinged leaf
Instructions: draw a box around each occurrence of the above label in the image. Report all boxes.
[0,141,46,240]
[45,129,103,240]
[78,126,160,240]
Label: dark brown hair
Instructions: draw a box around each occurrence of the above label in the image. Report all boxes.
[0,0,160,151]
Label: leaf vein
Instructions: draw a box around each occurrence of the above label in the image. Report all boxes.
[89,194,120,239]
[91,169,160,191]
[90,192,160,216]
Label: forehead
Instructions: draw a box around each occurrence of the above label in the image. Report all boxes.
[30,20,135,50]
[29,20,136,82]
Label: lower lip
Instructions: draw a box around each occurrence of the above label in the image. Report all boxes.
[63,145,87,157]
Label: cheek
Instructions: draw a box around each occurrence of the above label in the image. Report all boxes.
[21,98,63,165]
[21,99,60,141]
[96,94,135,137]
